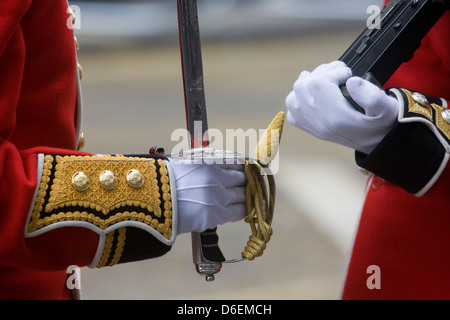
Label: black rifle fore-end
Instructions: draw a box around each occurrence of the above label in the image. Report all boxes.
[339,0,447,113]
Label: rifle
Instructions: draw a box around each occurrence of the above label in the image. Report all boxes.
[340,0,448,112]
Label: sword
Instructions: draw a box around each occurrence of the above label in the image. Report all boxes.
[176,0,225,281]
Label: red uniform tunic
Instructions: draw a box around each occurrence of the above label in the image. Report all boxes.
[0,0,175,299]
[0,0,93,300]
[341,10,450,299]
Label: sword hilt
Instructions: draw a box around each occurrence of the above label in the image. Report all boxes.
[191,228,225,281]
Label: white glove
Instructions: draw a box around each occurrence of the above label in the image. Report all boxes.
[169,159,247,235]
[285,61,399,154]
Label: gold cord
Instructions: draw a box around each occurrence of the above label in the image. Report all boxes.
[242,111,284,260]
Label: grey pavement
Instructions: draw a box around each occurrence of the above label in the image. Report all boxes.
[76,30,369,299]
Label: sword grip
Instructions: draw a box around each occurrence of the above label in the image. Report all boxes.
[191,228,225,281]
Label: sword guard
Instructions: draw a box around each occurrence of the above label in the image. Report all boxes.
[172,148,276,280]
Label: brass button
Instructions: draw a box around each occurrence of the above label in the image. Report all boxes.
[77,132,85,151]
[442,109,450,124]
[411,92,429,107]
[69,7,76,25]
[99,170,117,189]
[78,63,83,79]
[126,169,145,188]
[72,172,89,191]
[74,36,79,51]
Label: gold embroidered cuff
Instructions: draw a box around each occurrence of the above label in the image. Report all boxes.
[394,88,450,149]
[26,154,176,263]
[356,88,449,196]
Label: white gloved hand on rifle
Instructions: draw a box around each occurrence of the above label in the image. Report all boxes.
[285,61,399,154]
[169,159,247,235]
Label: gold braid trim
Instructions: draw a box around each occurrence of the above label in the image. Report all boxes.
[158,159,173,239]
[110,227,127,266]
[31,155,54,219]
[28,154,173,241]
[96,230,115,268]
[96,227,127,268]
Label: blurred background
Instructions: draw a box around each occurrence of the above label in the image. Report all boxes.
[74,0,383,299]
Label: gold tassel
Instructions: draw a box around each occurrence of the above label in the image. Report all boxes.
[255,111,285,165]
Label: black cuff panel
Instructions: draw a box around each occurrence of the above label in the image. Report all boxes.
[355,121,445,194]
